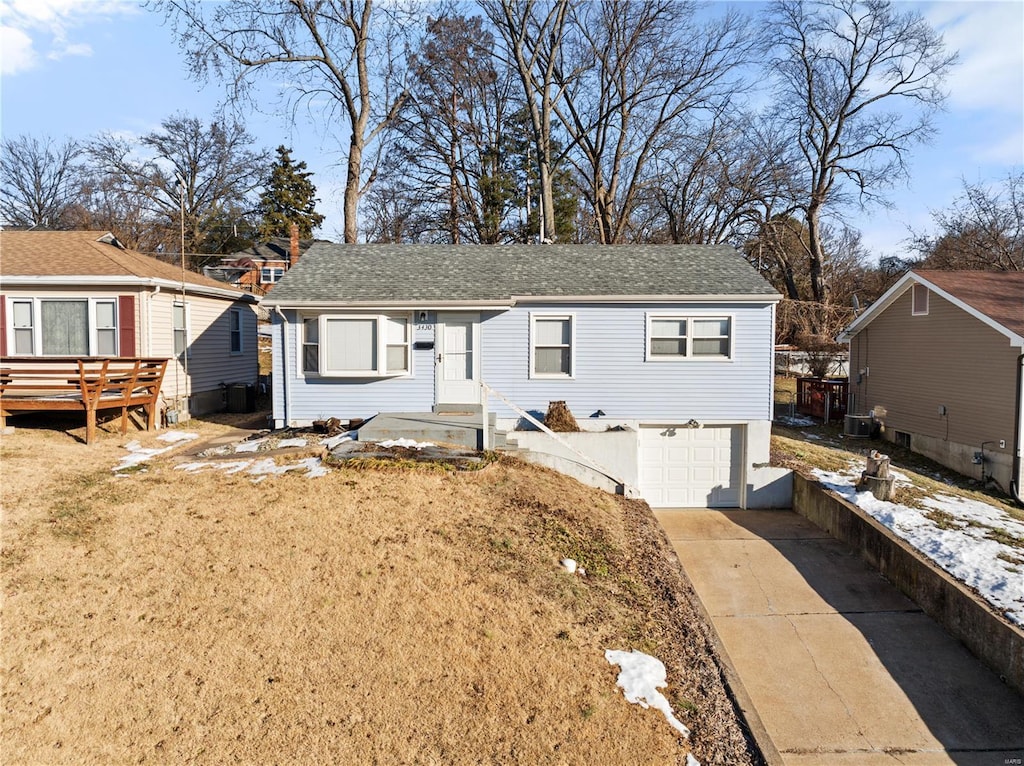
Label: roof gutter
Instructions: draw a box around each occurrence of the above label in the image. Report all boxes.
[261,293,782,310]
[1013,352,1024,507]
[0,275,257,303]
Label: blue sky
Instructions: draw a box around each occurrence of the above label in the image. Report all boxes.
[1,0,1021,258]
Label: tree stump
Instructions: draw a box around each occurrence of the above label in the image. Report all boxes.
[858,450,895,500]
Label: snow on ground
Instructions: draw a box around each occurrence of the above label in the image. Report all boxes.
[113,431,199,472]
[775,414,817,427]
[812,465,1024,626]
[378,438,435,449]
[604,649,692,739]
[175,456,328,481]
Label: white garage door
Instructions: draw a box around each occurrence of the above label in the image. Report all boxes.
[639,425,742,508]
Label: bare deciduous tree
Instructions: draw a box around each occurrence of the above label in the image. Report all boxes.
[397,14,519,244]
[0,135,83,228]
[479,0,572,241]
[911,172,1024,271]
[762,0,956,301]
[87,114,267,260]
[150,0,414,243]
[555,0,752,244]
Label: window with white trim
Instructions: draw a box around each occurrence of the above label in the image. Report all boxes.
[261,267,285,284]
[531,314,574,377]
[173,302,191,357]
[6,298,118,356]
[303,314,411,377]
[229,308,243,354]
[11,299,34,354]
[647,315,731,360]
[911,284,929,316]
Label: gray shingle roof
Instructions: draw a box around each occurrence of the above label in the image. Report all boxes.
[264,244,779,304]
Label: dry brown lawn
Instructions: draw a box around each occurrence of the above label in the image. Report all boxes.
[1,417,758,765]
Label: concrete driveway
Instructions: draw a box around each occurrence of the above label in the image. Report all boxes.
[655,509,1024,765]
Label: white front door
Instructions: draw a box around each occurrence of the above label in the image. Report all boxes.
[436,312,480,408]
[639,425,742,508]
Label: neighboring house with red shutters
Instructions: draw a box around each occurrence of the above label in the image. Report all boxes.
[0,230,259,416]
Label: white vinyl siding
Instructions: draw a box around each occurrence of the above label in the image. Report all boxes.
[273,302,775,426]
[531,314,574,378]
[647,314,732,360]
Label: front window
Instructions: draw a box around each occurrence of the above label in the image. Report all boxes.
[647,315,732,360]
[6,298,119,356]
[12,300,34,354]
[531,314,573,377]
[304,314,410,377]
[95,300,117,356]
[41,300,89,355]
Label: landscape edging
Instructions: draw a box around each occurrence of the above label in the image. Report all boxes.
[792,471,1024,697]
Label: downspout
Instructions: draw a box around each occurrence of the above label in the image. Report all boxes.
[1012,352,1024,506]
[273,306,291,428]
[147,285,160,355]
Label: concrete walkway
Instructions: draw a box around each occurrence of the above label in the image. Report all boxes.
[655,509,1024,766]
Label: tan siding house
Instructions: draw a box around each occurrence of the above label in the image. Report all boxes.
[840,270,1024,500]
[1,230,259,417]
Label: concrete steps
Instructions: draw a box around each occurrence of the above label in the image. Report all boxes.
[358,412,507,451]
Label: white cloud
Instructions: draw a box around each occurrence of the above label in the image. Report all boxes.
[926,1,1024,115]
[0,0,138,74]
[0,24,35,74]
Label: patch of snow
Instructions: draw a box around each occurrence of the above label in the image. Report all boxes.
[812,466,1024,626]
[174,456,328,481]
[605,649,691,738]
[235,438,267,453]
[560,558,577,573]
[322,433,354,449]
[114,432,197,471]
[687,754,701,766]
[156,430,199,443]
[776,415,817,427]
[378,438,435,449]
[276,437,309,449]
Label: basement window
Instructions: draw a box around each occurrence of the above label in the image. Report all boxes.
[894,431,911,449]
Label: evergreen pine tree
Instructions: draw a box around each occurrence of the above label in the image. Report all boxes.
[257,146,325,239]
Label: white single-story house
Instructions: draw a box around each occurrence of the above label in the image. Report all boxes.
[263,243,789,508]
[0,230,260,416]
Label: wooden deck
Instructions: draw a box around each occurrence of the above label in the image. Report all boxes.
[0,357,169,444]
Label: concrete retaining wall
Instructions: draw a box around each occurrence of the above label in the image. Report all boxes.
[792,472,1024,696]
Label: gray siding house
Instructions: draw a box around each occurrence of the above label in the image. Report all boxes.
[839,270,1024,498]
[264,244,786,509]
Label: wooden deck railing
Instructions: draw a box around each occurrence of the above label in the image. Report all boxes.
[0,357,169,444]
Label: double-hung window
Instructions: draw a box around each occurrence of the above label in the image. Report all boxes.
[7,298,118,356]
[531,314,574,378]
[303,313,410,377]
[173,302,191,357]
[229,308,243,354]
[647,315,732,360]
[261,267,285,284]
